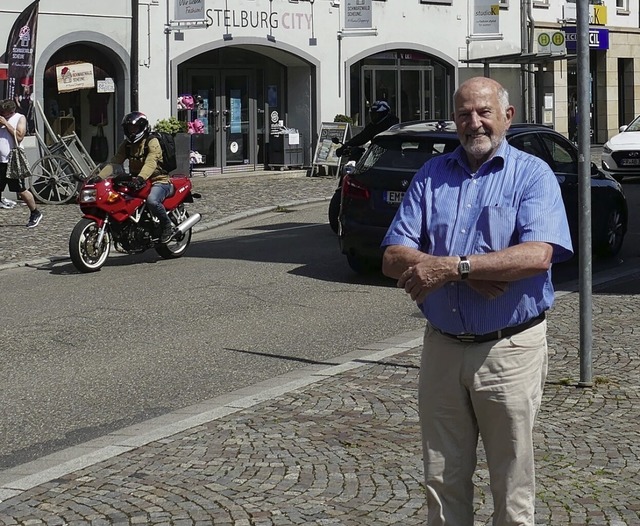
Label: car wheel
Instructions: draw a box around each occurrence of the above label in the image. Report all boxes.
[594,201,626,258]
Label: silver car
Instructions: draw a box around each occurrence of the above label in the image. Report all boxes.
[602,116,640,181]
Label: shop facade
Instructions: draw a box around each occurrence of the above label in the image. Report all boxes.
[2,1,640,173]
[534,1,640,144]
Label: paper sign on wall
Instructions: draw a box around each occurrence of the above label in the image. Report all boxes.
[174,0,205,22]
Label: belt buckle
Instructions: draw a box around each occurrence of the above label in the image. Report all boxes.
[456,333,476,343]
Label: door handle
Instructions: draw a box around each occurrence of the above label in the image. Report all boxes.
[211,110,220,133]
[222,109,230,132]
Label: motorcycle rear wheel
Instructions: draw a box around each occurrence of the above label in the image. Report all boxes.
[155,208,192,259]
[69,218,111,273]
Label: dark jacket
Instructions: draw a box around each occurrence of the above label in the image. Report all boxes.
[344,113,400,147]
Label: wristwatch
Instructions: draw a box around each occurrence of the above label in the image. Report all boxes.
[458,256,471,280]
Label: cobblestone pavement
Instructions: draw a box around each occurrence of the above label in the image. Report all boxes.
[0,170,336,268]
[0,287,639,525]
[3,151,640,524]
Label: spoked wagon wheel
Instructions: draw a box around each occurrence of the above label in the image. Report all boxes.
[29,154,82,204]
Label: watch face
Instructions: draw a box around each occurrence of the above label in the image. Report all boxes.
[459,259,470,279]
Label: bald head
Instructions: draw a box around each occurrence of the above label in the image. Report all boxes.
[453,77,515,171]
[454,77,510,112]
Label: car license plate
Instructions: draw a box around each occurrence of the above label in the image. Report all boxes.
[620,158,640,166]
[385,190,405,205]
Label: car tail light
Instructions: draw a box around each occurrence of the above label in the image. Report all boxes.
[343,174,370,201]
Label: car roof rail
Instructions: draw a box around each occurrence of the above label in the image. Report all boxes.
[386,120,456,134]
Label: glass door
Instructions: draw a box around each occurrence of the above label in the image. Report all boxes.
[184,70,257,170]
[186,73,220,168]
[221,72,254,168]
[362,65,436,123]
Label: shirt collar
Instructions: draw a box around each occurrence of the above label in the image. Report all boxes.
[449,139,509,175]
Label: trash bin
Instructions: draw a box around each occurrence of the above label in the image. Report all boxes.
[268,129,303,170]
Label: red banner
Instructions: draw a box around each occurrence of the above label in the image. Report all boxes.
[5,1,39,100]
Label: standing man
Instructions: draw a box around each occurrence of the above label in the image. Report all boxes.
[381,77,573,525]
[0,99,42,227]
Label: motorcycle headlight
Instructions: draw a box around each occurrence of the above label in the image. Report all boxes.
[79,188,97,203]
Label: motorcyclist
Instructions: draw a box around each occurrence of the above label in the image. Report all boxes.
[335,100,399,157]
[97,111,175,243]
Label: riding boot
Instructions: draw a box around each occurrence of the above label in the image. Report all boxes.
[160,220,174,244]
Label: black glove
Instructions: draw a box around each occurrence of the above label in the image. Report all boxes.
[114,174,145,191]
[336,146,345,157]
[128,176,146,191]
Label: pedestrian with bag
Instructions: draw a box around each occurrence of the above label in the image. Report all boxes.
[0,99,42,227]
[381,77,574,525]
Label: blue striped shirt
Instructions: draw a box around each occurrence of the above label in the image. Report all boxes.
[381,140,574,335]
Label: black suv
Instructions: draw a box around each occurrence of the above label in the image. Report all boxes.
[338,121,628,274]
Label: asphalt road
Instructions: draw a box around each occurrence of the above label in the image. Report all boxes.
[0,202,426,470]
[2,174,639,473]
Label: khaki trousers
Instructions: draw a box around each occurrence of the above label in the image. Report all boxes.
[419,320,548,526]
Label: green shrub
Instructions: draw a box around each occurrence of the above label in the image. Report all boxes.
[154,116,187,134]
[334,114,354,125]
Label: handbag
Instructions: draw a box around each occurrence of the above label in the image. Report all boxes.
[90,125,109,163]
[6,129,31,180]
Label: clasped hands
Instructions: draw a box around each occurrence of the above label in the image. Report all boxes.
[397,254,508,303]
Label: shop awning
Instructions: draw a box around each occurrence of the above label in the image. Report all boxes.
[460,51,574,65]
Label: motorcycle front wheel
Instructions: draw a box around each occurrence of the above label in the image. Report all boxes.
[69,218,111,273]
[155,208,192,259]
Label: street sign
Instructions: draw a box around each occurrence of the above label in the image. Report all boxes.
[537,30,566,54]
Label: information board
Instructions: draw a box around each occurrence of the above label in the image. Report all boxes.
[312,122,350,168]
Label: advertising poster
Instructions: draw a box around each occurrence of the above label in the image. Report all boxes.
[345,0,372,30]
[56,63,95,93]
[5,0,39,100]
[473,0,499,35]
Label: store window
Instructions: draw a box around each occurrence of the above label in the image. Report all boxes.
[349,50,453,128]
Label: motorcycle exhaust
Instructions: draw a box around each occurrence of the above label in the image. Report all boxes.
[176,212,201,234]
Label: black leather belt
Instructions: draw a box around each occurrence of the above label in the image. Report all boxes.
[434,312,546,343]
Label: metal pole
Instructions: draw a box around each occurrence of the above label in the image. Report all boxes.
[577,0,593,386]
[131,0,139,110]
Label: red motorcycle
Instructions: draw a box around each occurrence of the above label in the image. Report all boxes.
[69,169,201,273]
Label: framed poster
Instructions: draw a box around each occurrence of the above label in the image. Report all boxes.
[312,122,350,167]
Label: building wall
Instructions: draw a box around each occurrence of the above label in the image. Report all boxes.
[3,0,640,156]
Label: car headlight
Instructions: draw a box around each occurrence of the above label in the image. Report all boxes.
[603,144,612,154]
